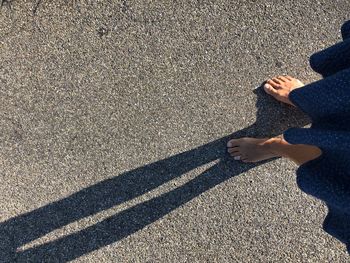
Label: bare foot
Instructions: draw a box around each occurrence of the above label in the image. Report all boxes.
[227,137,281,163]
[227,136,323,165]
[263,75,304,106]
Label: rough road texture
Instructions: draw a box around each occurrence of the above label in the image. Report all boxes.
[0,1,349,262]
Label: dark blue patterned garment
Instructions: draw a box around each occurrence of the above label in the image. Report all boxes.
[283,20,350,250]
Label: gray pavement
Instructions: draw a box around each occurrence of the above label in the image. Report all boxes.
[0,0,349,262]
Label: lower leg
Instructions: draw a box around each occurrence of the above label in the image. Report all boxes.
[269,136,322,165]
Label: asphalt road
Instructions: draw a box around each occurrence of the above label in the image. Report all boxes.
[1,1,349,262]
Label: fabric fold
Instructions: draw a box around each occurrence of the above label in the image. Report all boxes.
[341,20,350,40]
[288,67,350,121]
[282,19,350,252]
[309,38,350,77]
[283,127,350,151]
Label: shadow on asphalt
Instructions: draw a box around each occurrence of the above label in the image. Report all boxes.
[1,85,347,261]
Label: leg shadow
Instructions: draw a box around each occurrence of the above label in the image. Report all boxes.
[0,86,310,262]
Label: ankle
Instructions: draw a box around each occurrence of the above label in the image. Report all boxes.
[262,136,287,157]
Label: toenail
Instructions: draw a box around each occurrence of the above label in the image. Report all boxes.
[264,84,272,90]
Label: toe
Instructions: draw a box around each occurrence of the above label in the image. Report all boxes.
[277,75,288,82]
[227,147,239,153]
[230,151,241,157]
[240,155,252,162]
[264,83,279,96]
[266,79,281,89]
[272,77,282,84]
[227,139,240,148]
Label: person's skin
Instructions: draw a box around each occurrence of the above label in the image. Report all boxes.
[227,76,322,166]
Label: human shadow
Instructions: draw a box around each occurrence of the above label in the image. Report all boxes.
[0,86,310,262]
